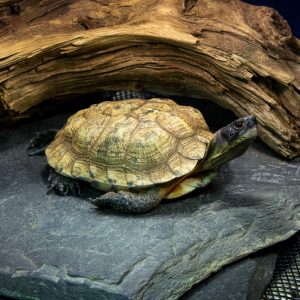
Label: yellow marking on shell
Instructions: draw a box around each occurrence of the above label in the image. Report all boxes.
[107,168,127,187]
[111,100,145,116]
[90,116,138,165]
[126,98,173,120]
[126,121,177,171]
[178,137,208,160]
[54,152,74,174]
[96,102,115,116]
[179,106,209,131]
[70,120,101,155]
[167,152,197,177]
[81,108,101,120]
[194,131,213,144]
[157,111,196,139]
[85,114,111,151]
[69,107,109,152]
[149,164,175,184]
[89,164,107,184]
[94,135,125,165]
[63,113,87,139]
[71,160,90,179]
[45,140,68,167]
[125,172,152,188]
[134,108,161,121]
[133,99,172,120]
[95,99,145,116]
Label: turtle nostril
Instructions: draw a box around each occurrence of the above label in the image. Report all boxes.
[247,115,257,128]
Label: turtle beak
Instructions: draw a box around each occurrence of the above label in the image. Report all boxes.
[246,115,257,129]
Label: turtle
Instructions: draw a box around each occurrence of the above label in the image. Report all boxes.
[29,97,257,214]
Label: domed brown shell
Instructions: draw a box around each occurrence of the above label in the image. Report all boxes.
[45,98,213,191]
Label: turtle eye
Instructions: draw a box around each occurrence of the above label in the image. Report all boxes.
[221,127,238,141]
[234,121,244,130]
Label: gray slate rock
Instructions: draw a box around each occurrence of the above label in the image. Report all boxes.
[0,113,299,300]
[182,252,278,300]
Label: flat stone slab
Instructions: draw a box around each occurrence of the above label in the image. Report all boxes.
[0,112,299,300]
[183,251,278,300]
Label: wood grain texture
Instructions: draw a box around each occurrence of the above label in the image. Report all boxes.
[0,0,299,158]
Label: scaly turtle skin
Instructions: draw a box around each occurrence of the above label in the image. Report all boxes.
[43,98,257,213]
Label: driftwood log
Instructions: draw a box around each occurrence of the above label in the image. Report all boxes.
[0,0,299,159]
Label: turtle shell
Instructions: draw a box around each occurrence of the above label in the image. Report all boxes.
[45,98,213,191]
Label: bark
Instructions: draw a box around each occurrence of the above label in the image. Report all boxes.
[0,0,299,158]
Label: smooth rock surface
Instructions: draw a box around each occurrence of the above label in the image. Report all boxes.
[0,110,299,300]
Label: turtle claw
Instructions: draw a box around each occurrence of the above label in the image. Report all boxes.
[69,181,81,196]
[28,129,57,156]
[47,168,81,196]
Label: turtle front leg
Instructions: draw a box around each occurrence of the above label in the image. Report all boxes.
[90,188,163,214]
[47,168,81,196]
[28,129,57,156]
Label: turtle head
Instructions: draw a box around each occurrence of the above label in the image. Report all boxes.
[202,116,257,170]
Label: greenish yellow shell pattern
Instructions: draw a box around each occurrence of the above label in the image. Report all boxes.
[45,98,213,191]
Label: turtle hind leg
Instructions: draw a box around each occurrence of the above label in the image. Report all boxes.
[90,188,163,214]
[28,129,57,156]
[47,168,81,196]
